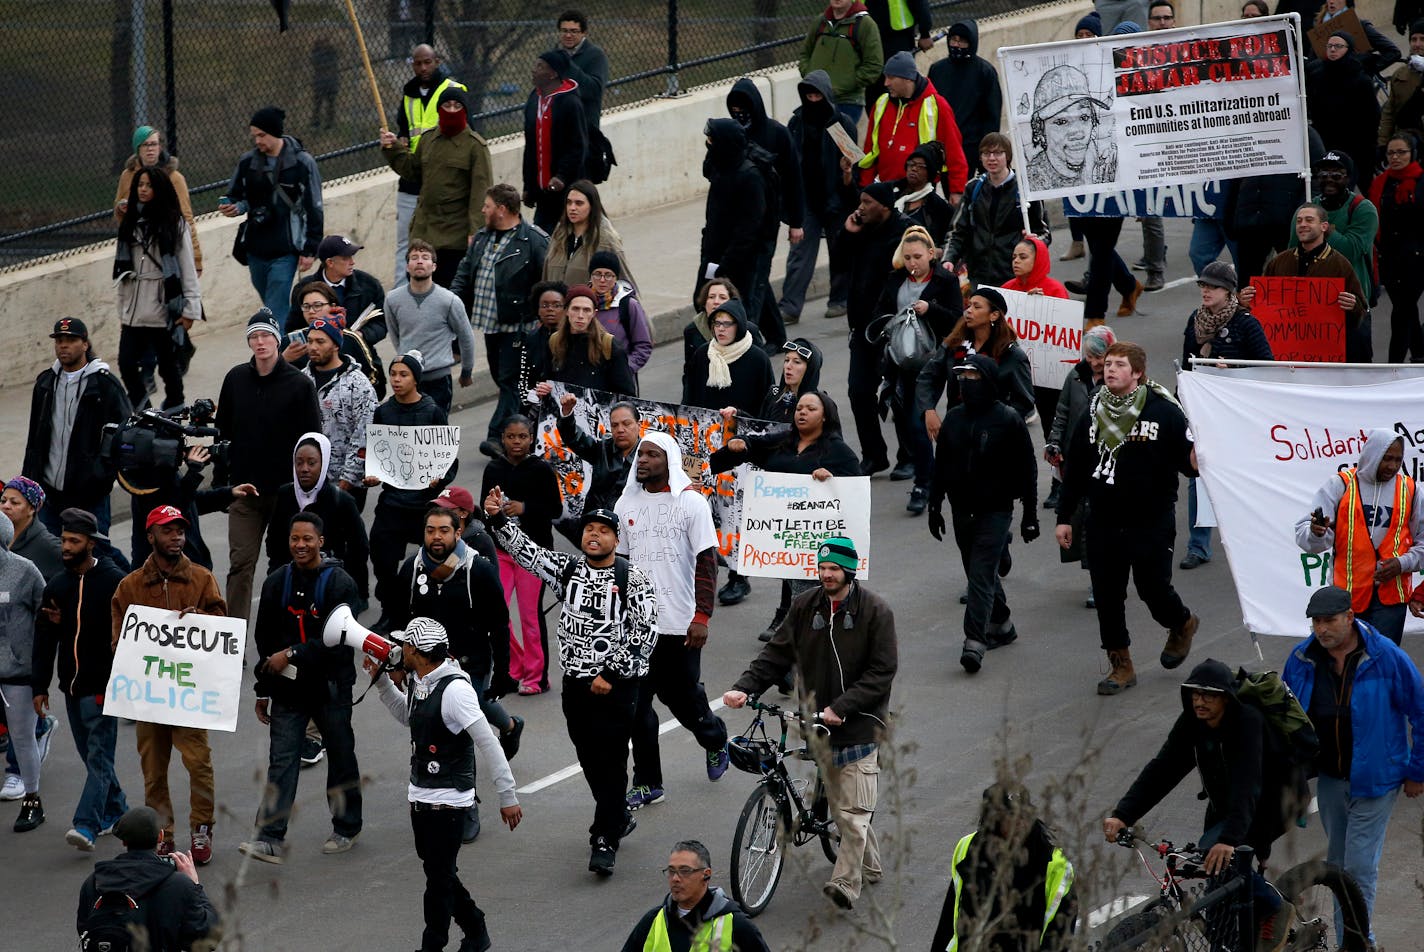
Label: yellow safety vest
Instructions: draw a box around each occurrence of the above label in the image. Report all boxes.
[643,908,734,952]
[943,832,1074,952]
[887,0,914,31]
[404,77,469,155]
[858,91,941,172]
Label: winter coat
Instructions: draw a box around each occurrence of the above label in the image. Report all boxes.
[915,339,1035,420]
[931,355,1037,514]
[265,481,370,598]
[77,849,219,952]
[549,332,637,398]
[892,181,954,244]
[787,71,860,223]
[1284,618,1424,799]
[481,455,562,550]
[115,218,201,328]
[452,219,549,331]
[110,553,226,650]
[384,125,491,251]
[1000,234,1069,299]
[371,395,456,512]
[733,580,897,748]
[1181,306,1274,366]
[831,209,915,330]
[875,262,962,340]
[1223,124,1326,236]
[114,153,204,271]
[214,357,323,494]
[390,544,510,680]
[226,135,324,259]
[1306,11,1401,75]
[1305,56,1381,192]
[860,75,968,193]
[543,219,634,289]
[305,357,378,486]
[1265,241,1371,362]
[620,887,770,952]
[0,514,46,685]
[946,172,1049,287]
[556,409,633,512]
[286,268,389,346]
[710,427,862,479]
[11,519,62,581]
[522,79,587,194]
[699,119,770,299]
[23,359,130,503]
[32,555,126,699]
[927,20,1002,172]
[757,339,825,424]
[564,40,610,128]
[595,282,654,376]
[682,300,775,417]
[1112,659,1284,856]
[1369,162,1424,278]
[1380,58,1424,145]
[394,64,467,194]
[1048,361,1099,450]
[799,4,885,103]
[727,78,805,229]
[252,559,360,706]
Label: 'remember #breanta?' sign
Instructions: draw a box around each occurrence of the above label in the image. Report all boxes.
[1177,366,1424,637]
[737,470,872,580]
[1000,14,1309,202]
[365,424,460,490]
[998,288,1085,389]
[106,605,247,731]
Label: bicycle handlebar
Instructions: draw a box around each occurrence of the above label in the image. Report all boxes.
[746,697,831,735]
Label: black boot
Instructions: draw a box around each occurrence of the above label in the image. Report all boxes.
[759,607,787,642]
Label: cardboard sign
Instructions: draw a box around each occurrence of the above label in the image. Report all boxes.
[1307,9,1372,59]
[365,424,460,490]
[999,287,1085,388]
[1248,276,1346,362]
[106,606,247,732]
[737,470,872,580]
[827,123,866,163]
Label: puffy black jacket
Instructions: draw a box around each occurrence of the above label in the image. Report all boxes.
[215,358,323,494]
[926,20,1002,173]
[23,360,131,503]
[77,849,220,951]
[727,78,804,229]
[787,71,860,222]
[831,209,914,331]
[33,556,127,699]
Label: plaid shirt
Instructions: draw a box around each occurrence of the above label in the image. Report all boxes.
[832,742,877,767]
[468,229,512,333]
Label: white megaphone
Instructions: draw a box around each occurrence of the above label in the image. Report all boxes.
[322,604,402,668]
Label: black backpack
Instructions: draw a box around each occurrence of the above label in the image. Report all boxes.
[586,128,617,185]
[80,877,170,952]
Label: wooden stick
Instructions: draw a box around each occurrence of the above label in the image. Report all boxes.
[341,0,387,130]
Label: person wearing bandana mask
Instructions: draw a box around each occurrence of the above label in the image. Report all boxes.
[927,354,1038,675]
[382,87,493,288]
[1054,341,1199,696]
[927,20,1002,177]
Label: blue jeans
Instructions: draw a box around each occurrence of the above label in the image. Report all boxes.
[1188,218,1239,277]
[247,253,300,320]
[65,694,128,835]
[1186,478,1212,560]
[256,691,363,843]
[1360,589,1406,645]
[1316,774,1398,944]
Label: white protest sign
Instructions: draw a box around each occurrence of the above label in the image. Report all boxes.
[365,424,460,490]
[1177,368,1424,637]
[999,288,1084,389]
[827,124,866,163]
[1000,15,1309,201]
[736,470,871,580]
[106,605,247,731]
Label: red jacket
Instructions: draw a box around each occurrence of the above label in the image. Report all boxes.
[1000,235,1069,298]
[859,76,968,193]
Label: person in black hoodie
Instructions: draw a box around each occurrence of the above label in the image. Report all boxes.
[888,142,954,247]
[927,354,1038,675]
[216,311,324,620]
[727,78,804,348]
[927,20,1002,177]
[781,71,858,322]
[126,444,256,572]
[1306,32,1382,196]
[758,338,824,425]
[33,509,130,850]
[241,512,363,864]
[697,119,769,311]
[362,351,456,631]
[684,299,775,420]
[77,806,219,951]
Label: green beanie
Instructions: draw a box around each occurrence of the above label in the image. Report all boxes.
[132,125,157,153]
[817,536,859,576]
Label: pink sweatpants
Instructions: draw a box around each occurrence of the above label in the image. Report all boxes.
[498,550,549,690]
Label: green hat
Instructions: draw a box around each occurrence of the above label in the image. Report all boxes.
[132,125,157,153]
[817,536,858,575]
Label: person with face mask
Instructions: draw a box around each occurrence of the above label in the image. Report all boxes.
[927,20,1002,177]
[696,120,771,315]
[927,354,1038,674]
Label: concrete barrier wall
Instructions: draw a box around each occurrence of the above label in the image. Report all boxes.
[0,0,1393,390]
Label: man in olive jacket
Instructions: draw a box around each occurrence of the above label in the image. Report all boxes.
[723,536,896,911]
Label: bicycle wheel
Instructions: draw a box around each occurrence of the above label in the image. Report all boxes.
[1274,860,1370,952]
[1101,899,1191,951]
[812,778,840,864]
[730,784,788,917]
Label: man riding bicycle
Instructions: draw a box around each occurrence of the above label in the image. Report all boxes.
[1102,658,1298,952]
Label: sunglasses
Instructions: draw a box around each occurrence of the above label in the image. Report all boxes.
[782,341,814,359]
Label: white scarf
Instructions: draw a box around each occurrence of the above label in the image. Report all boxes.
[894,182,935,212]
[706,332,754,390]
[292,431,332,510]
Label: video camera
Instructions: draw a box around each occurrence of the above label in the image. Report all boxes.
[101,399,229,495]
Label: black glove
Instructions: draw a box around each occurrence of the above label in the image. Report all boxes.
[928,507,945,541]
[1020,517,1040,543]
[489,671,520,699]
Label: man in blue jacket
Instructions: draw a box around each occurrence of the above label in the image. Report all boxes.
[1283,585,1424,946]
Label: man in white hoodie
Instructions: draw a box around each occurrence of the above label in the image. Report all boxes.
[1297,428,1424,644]
[616,432,729,812]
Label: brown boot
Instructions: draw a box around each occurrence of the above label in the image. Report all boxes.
[1059,239,1085,261]
[1161,613,1199,670]
[1097,649,1137,695]
[1117,280,1145,317]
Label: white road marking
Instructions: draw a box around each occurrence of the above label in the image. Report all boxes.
[1086,894,1151,930]
[517,698,727,795]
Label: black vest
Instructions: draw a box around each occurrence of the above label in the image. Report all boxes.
[408,670,475,791]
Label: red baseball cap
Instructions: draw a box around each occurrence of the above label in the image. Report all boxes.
[434,486,475,512]
[145,505,189,530]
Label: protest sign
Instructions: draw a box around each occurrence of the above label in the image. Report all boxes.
[106,605,247,731]
[537,384,776,571]
[365,424,460,490]
[827,124,866,163]
[1062,180,1226,218]
[1306,9,1371,59]
[737,470,872,580]
[1248,275,1346,362]
[1177,367,1424,636]
[1000,15,1309,202]
[999,288,1084,389]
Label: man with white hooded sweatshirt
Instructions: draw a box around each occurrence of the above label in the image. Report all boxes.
[616,432,729,811]
[1297,428,1424,644]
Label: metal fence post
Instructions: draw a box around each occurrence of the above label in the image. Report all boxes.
[424,0,437,45]
[663,0,682,97]
[162,0,177,154]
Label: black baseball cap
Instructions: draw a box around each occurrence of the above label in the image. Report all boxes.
[1305,585,1352,618]
[581,508,620,536]
[50,317,88,340]
[316,235,363,260]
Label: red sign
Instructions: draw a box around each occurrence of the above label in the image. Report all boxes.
[1248,276,1346,362]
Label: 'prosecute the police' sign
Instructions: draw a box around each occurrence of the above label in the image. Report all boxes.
[105,605,247,732]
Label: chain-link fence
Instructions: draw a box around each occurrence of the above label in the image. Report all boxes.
[1,0,1025,268]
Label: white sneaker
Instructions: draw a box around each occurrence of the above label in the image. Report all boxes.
[0,775,23,801]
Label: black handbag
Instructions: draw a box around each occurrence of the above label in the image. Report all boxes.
[231,220,248,266]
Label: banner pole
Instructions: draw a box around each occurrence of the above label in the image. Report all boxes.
[342,0,388,130]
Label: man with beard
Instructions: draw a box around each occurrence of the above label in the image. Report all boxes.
[617,433,727,812]
[32,509,129,851]
[1288,153,1379,309]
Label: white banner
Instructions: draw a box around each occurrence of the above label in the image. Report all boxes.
[999,288,1084,389]
[737,470,872,580]
[365,424,460,490]
[1177,370,1424,636]
[1000,15,1309,201]
[105,606,248,731]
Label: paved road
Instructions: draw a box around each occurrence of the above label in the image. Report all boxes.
[7,214,1422,951]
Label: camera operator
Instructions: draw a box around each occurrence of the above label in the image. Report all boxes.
[371,616,522,952]
[127,442,257,571]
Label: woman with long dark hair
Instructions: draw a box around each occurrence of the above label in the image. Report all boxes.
[539,284,636,397]
[113,165,200,409]
[542,180,636,289]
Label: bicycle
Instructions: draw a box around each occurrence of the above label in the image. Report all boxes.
[1101,828,1370,952]
[725,697,841,917]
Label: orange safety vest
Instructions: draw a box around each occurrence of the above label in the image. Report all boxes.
[1333,469,1415,612]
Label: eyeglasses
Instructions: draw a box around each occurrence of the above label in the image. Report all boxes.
[1325,42,1348,50]
[589,270,617,280]
[1386,149,1413,156]
[782,341,814,358]
[300,302,329,312]
[980,149,1006,157]
[661,866,708,879]
[711,320,738,329]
